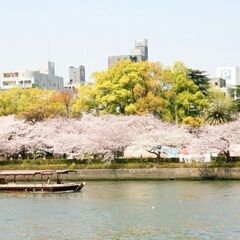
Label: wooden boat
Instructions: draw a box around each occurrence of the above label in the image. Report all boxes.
[0,170,85,193]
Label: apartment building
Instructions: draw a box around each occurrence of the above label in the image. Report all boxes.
[0,62,64,90]
[108,39,148,68]
[66,65,85,89]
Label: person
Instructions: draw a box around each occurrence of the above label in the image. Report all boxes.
[47,177,51,184]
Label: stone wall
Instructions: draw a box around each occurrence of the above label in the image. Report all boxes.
[10,168,240,181]
[66,168,240,180]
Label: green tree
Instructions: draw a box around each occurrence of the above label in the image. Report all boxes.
[204,104,232,125]
[0,88,68,122]
[187,69,210,96]
[204,88,234,125]
[168,62,207,123]
[73,60,209,124]
[0,90,15,115]
[72,85,97,116]
[75,60,169,117]
[228,86,240,112]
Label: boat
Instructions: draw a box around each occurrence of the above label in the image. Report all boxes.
[0,170,85,193]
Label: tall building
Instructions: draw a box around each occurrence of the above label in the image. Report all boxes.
[67,66,85,89]
[108,55,137,68]
[108,39,148,68]
[131,39,148,61]
[0,62,64,90]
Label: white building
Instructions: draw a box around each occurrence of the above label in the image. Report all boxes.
[0,62,64,91]
[108,38,148,68]
[210,78,228,95]
[130,39,148,61]
[216,66,240,86]
[65,65,85,90]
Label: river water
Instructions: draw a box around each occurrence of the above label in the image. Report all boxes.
[0,181,240,240]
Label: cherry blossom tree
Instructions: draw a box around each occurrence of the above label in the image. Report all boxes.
[0,114,239,161]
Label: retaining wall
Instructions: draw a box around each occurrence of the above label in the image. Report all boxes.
[66,168,240,180]
[7,168,240,181]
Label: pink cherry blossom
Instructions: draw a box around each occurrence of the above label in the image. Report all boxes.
[0,115,239,161]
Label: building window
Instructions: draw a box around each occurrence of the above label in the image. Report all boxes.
[3,81,16,86]
[24,80,31,84]
[3,72,19,78]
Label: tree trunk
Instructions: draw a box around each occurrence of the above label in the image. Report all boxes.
[223,150,231,162]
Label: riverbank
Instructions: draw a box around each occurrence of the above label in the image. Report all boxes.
[1,158,240,170]
[57,167,240,180]
[3,166,240,180]
[2,159,240,180]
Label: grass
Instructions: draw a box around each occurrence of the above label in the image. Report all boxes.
[0,158,240,170]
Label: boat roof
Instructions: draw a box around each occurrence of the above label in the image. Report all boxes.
[0,170,77,176]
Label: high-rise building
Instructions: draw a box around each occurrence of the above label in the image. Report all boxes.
[0,62,64,90]
[67,66,85,89]
[108,55,137,68]
[131,39,148,61]
[108,39,148,68]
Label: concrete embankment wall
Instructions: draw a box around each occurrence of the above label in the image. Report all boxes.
[11,168,240,181]
[65,168,240,180]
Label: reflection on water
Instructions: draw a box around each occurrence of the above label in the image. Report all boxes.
[1,181,240,239]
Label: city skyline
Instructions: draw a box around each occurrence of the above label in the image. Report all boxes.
[1,0,240,81]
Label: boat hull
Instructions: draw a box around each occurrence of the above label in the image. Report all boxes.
[0,182,85,193]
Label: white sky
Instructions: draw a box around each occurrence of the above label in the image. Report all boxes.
[0,0,240,82]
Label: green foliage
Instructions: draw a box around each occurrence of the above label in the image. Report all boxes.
[2,157,240,170]
[166,62,207,123]
[171,61,188,76]
[0,60,235,126]
[183,116,203,128]
[204,105,232,125]
[229,86,240,112]
[233,98,240,112]
[187,69,210,96]
[204,88,234,125]
[74,60,168,117]
[0,88,21,115]
[0,88,71,122]
[72,60,208,123]
[72,85,98,116]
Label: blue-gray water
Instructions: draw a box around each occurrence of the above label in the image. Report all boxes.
[1,181,240,240]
